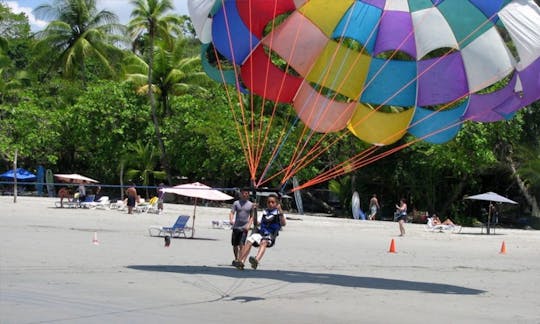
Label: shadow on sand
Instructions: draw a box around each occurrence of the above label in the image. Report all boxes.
[127,265,485,295]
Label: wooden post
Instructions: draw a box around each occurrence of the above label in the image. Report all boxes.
[13,149,18,203]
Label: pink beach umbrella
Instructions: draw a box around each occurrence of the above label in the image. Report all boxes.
[54,173,99,184]
[160,182,233,238]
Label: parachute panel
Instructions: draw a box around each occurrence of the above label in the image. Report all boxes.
[417,52,468,106]
[240,46,302,103]
[262,11,328,77]
[409,103,467,144]
[333,1,382,55]
[460,27,515,93]
[294,82,357,133]
[212,1,259,64]
[374,10,417,58]
[306,41,371,100]
[348,104,415,145]
[361,58,417,107]
[297,0,355,37]
[412,8,459,59]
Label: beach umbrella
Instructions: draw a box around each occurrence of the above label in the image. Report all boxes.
[0,168,37,181]
[464,192,518,204]
[464,192,518,234]
[161,182,233,238]
[54,173,99,184]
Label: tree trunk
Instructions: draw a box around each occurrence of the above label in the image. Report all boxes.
[147,32,172,185]
[440,174,468,216]
[507,156,540,217]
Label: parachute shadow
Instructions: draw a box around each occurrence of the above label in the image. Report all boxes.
[127,265,484,295]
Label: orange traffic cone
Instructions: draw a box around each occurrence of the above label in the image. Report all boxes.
[499,241,506,254]
[92,232,99,245]
[388,239,396,253]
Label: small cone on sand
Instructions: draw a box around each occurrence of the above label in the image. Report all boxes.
[500,241,506,254]
[92,232,99,245]
[388,239,396,253]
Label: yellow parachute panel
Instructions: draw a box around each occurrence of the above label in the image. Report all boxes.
[348,105,415,145]
[298,0,355,37]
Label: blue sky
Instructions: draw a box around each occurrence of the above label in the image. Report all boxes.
[6,0,190,31]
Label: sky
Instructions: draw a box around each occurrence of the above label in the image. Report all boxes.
[6,0,190,31]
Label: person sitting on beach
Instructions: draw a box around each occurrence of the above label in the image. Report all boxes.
[93,186,102,202]
[234,193,286,270]
[432,214,456,226]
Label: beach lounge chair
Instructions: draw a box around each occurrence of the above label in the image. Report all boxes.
[54,199,79,208]
[79,195,96,208]
[212,220,232,229]
[110,199,126,211]
[424,218,461,233]
[148,215,191,238]
[80,196,110,209]
[138,196,159,214]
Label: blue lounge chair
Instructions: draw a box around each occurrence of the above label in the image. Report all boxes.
[148,215,191,238]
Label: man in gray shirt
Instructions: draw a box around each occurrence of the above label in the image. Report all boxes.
[229,188,254,265]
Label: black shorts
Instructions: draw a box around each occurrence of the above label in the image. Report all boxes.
[231,228,248,246]
[127,196,136,207]
[396,214,407,222]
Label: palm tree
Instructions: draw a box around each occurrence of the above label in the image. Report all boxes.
[124,37,208,117]
[0,38,29,104]
[33,0,125,81]
[124,140,166,199]
[127,0,180,184]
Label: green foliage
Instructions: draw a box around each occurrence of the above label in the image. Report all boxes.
[1,2,538,221]
[32,0,126,80]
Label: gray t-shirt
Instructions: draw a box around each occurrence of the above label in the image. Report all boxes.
[231,199,254,229]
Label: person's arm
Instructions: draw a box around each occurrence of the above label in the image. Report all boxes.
[246,207,255,230]
[229,210,235,224]
[279,211,286,227]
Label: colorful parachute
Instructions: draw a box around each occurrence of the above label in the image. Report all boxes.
[188,0,540,145]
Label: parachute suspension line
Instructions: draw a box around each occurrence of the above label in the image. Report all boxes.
[279,5,389,184]
[292,87,471,190]
[218,0,258,179]
[252,0,288,180]
[296,119,467,191]
[279,2,365,185]
[253,1,336,187]
[210,44,255,179]
[255,118,300,188]
[247,0,258,178]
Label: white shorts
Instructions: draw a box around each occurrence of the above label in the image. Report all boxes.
[247,232,276,247]
[247,233,262,245]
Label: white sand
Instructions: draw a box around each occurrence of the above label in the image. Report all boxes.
[1,196,539,323]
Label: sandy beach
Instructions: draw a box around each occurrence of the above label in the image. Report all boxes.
[1,196,539,323]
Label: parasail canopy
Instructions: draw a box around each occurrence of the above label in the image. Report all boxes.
[189,0,540,145]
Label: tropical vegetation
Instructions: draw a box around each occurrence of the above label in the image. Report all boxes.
[0,1,539,228]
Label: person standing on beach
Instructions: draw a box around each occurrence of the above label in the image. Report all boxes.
[157,183,165,214]
[234,193,286,270]
[395,198,407,236]
[58,187,71,208]
[229,188,255,265]
[368,194,380,220]
[126,184,138,214]
[77,184,86,203]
